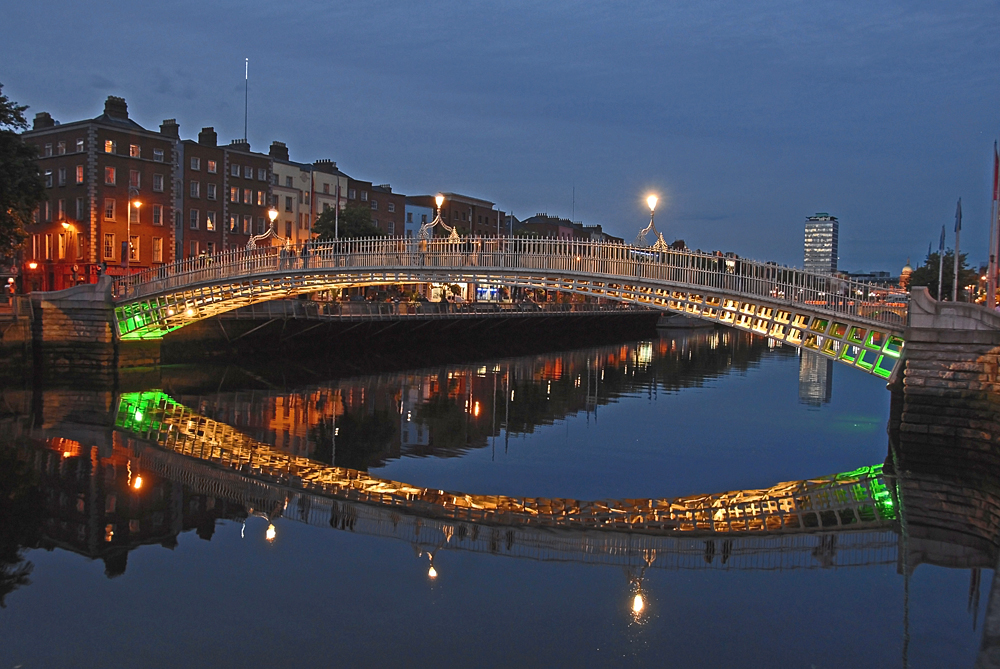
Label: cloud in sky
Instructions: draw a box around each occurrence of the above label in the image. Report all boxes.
[3,0,998,270]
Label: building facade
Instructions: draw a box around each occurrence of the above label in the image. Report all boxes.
[407,193,504,237]
[517,214,621,242]
[21,96,178,290]
[803,213,839,274]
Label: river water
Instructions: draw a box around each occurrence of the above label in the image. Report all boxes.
[0,329,992,668]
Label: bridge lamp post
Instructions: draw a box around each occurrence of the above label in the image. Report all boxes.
[268,206,278,232]
[647,195,658,227]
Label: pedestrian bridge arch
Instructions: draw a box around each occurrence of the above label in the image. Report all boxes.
[112,237,908,378]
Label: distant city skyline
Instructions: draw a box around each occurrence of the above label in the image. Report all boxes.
[2,0,998,271]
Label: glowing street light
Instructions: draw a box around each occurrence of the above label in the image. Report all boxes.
[646,195,658,213]
[126,186,141,271]
[268,206,278,229]
[266,523,277,542]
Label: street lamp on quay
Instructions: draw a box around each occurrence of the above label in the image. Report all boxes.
[126,187,141,271]
[268,206,278,231]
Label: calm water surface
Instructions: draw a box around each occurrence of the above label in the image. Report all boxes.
[0,330,991,668]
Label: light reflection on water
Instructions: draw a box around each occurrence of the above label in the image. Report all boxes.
[0,329,994,668]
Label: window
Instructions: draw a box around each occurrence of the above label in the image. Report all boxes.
[206,211,216,231]
[57,199,66,219]
[104,167,116,185]
[77,235,85,259]
[75,197,85,220]
[152,204,162,226]
[323,183,330,194]
[206,242,215,255]
[304,192,309,205]
[104,140,116,154]
[243,166,252,179]
[387,202,395,213]
[462,212,467,221]
[360,191,368,202]
[153,148,164,162]
[75,165,84,184]
[42,201,51,222]
[243,215,251,234]
[454,210,459,220]
[130,144,141,158]
[189,241,198,257]
[256,191,265,206]
[152,237,163,263]
[285,176,293,187]
[231,164,240,177]
[190,181,200,198]
[243,188,251,204]
[153,174,164,192]
[285,221,292,237]
[44,170,53,187]
[323,203,330,212]
[298,214,305,230]
[207,160,217,174]
[285,196,293,212]
[130,170,140,188]
[230,187,239,203]
[31,234,38,259]
[207,183,216,200]
[58,169,68,188]
[44,143,52,157]
[257,217,265,234]
[229,214,237,232]
[387,221,395,235]
[190,157,200,170]
[348,189,356,200]
[129,203,139,224]
[104,233,115,260]
[58,233,66,259]
[76,139,85,153]
[406,212,412,223]
[129,236,138,261]
[57,141,66,155]
[371,200,378,210]
[189,209,199,229]
[372,219,378,229]
[104,199,116,220]
[257,168,267,180]
[421,214,427,223]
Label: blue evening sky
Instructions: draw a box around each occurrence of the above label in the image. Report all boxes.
[3,0,999,271]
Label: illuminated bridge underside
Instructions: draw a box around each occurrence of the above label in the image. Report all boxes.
[118,391,898,550]
[112,241,907,378]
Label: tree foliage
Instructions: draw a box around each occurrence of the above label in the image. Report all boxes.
[0,84,44,258]
[908,250,979,300]
[313,204,386,240]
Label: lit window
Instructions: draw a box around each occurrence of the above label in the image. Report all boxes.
[152,237,163,263]
[129,235,138,261]
[130,170,140,188]
[152,204,162,226]
[243,215,251,234]
[129,144,140,158]
[75,165,84,184]
[57,199,66,219]
[190,157,200,170]
[243,188,251,204]
[104,233,115,260]
[104,167,116,186]
[229,214,237,232]
[206,211,216,231]
[207,183,216,200]
[230,187,239,203]
[104,199,115,220]
[152,148,164,162]
[189,209,199,229]
[257,191,265,206]
[42,201,50,222]
[153,174,164,192]
[104,140,115,154]
[57,141,66,155]
[207,160,217,174]
[129,203,139,224]
[57,233,66,259]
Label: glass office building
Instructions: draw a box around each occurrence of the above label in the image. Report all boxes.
[803,213,839,274]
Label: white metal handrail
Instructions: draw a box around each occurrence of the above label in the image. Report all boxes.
[113,237,908,328]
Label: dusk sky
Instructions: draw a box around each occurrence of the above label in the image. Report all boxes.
[4,0,999,271]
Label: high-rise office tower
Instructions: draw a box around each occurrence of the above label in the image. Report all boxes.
[803,213,839,274]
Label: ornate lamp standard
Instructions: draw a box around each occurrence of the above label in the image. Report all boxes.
[126,186,141,271]
[636,193,668,251]
[268,206,278,231]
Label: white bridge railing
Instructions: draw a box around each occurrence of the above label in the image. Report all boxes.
[113,237,908,328]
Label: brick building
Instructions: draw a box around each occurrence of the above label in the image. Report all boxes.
[517,213,621,242]
[173,127,273,258]
[407,193,504,237]
[20,96,178,290]
[345,178,406,236]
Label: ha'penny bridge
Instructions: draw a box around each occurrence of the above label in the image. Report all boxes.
[116,390,901,571]
[109,237,909,379]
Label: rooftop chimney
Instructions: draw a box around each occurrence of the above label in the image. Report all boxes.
[229,139,250,153]
[198,127,218,147]
[160,119,180,138]
[33,112,55,130]
[313,159,337,173]
[104,96,129,120]
[377,184,392,192]
[269,141,289,161]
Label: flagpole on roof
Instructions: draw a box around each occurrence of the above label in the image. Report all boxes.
[938,224,946,300]
[953,197,962,302]
[991,141,1000,308]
